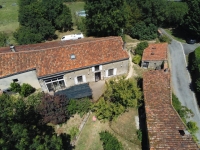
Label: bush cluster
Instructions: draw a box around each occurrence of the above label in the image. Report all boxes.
[99,131,123,150]
[67,98,91,117]
[135,41,148,56]
[132,54,141,65]
[10,82,35,97]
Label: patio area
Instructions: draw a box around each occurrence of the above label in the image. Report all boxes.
[55,80,105,101]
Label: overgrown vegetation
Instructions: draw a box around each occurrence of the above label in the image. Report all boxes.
[172,93,193,124]
[0,32,7,47]
[132,54,141,65]
[67,98,91,117]
[69,127,79,140]
[14,0,73,44]
[99,131,123,150]
[159,35,171,44]
[92,77,142,121]
[172,93,198,142]
[10,82,35,97]
[135,41,149,56]
[0,93,73,149]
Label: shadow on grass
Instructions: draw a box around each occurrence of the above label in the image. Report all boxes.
[138,105,149,150]
[170,27,187,42]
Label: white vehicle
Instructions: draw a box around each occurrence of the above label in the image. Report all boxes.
[61,33,84,41]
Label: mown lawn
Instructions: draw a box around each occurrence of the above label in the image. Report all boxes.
[0,0,19,44]
[75,108,141,150]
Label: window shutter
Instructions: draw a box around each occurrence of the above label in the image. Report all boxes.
[74,77,78,84]
[83,75,86,82]
[92,67,95,72]
[106,70,108,77]
[114,68,117,75]
[99,65,102,70]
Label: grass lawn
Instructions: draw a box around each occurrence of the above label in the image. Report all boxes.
[0,0,19,45]
[75,109,141,150]
[164,28,186,43]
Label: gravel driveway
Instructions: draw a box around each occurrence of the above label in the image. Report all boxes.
[169,40,200,141]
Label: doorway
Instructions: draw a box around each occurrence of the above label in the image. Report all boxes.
[95,72,101,82]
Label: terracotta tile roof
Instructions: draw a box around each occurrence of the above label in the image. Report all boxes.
[143,70,198,150]
[142,43,168,61]
[0,36,129,78]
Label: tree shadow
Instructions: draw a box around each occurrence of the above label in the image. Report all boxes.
[170,27,187,41]
[138,105,149,150]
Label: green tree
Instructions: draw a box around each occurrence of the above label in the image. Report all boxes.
[99,131,123,150]
[187,121,199,134]
[55,5,73,32]
[184,0,200,36]
[135,41,149,56]
[0,94,73,149]
[0,32,8,47]
[85,0,128,36]
[131,22,157,40]
[16,0,72,44]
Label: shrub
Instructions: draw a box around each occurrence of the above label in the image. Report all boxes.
[136,129,142,141]
[10,82,21,93]
[187,121,199,134]
[69,127,79,140]
[132,54,141,65]
[159,35,171,44]
[67,98,91,117]
[99,131,123,150]
[20,83,35,97]
[135,41,148,56]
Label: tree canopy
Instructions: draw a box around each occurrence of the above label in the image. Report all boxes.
[84,0,128,37]
[15,0,73,45]
[0,93,73,149]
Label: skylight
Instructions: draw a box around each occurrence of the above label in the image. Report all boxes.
[70,54,76,59]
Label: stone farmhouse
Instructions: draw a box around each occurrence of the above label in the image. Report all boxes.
[141,43,168,69]
[143,70,198,149]
[0,37,129,94]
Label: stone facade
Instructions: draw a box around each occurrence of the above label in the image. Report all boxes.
[0,70,41,91]
[39,59,128,92]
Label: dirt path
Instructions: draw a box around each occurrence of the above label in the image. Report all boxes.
[126,51,137,79]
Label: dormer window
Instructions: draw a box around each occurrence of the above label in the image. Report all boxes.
[70,54,76,59]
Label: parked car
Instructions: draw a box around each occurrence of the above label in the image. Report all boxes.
[61,33,84,41]
[186,38,196,44]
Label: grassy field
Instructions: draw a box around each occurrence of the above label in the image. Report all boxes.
[75,109,141,150]
[0,0,19,44]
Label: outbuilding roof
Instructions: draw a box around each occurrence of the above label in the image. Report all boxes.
[142,43,168,61]
[143,70,198,149]
[0,36,129,78]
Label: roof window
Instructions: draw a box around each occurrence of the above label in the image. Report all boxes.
[70,54,76,59]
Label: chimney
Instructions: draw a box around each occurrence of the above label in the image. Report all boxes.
[10,45,16,52]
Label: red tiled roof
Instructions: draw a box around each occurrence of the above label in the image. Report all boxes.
[0,36,129,78]
[143,70,198,150]
[142,43,168,61]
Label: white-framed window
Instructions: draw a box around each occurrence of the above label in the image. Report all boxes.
[74,75,86,84]
[92,65,102,72]
[106,68,117,77]
[44,76,66,92]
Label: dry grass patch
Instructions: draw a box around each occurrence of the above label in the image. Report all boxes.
[54,114,84,135]
[75,110,141,150]
[110,108,140,144]
[132,64,148,77]
[125,35,139,43]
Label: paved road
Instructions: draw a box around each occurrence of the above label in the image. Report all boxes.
[159,28,200,141]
